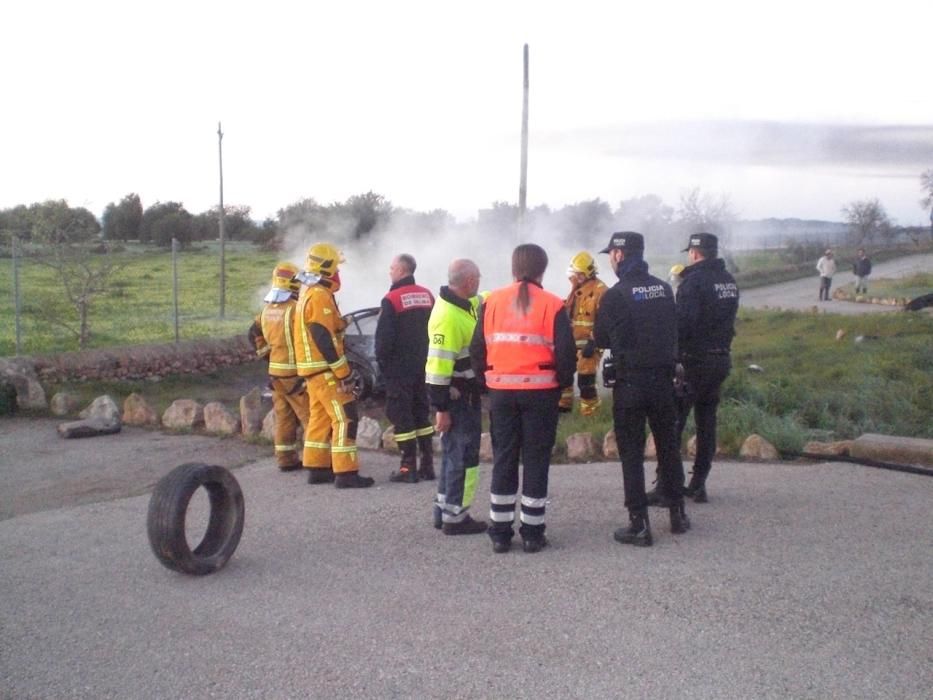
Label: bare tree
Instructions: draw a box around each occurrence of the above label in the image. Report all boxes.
[841,198,892,246]
[676,188,737,249]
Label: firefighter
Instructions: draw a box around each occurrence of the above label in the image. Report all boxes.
[471,243,577,553]
[247,261,309,471]
[559,251,608,416]
[669,263,685,296]
[293,242,374,489]
[594,232,688,547]
[375,253,436,483]
[425,258,487,534]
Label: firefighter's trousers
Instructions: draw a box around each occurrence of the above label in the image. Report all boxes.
[270,375,310,468]
[301,371,359,474]
[559,350,602,414]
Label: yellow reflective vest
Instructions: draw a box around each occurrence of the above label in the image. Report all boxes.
[425,287,482,398]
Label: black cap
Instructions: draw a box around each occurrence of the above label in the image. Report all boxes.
[599,231,644,254]
[682,232,718,253]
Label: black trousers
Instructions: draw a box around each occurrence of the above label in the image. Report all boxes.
[488,387,561,540]
[384,375,432,461]
[613,368,685,511]
[677,355,731,484]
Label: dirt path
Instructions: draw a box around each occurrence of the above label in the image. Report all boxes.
[0,417,270,521]
[740,252,932,314]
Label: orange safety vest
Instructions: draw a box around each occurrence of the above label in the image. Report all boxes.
[483,281,564,390]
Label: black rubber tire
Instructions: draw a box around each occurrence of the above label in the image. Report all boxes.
[346,358,375,401]
[147,463,245,575]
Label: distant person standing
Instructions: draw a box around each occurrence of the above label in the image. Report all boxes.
[853,248,872,295]
[471,243,576,553]
[669,233,738,504]
[375,254,436,483]
[594,232,689,547]
[816,248,837,301]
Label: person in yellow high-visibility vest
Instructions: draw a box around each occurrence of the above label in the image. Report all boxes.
[293,243,374,489]
[559,251,608,416]
[248,261,309,471]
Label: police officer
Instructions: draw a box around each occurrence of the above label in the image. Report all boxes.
[593,232,688,546]
[375,253,436,483]
[673,232,738,503]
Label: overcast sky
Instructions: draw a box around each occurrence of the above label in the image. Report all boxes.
[3,0,933,226]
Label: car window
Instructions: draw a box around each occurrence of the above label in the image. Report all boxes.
[344,309,379,336]
[354,312,379,336]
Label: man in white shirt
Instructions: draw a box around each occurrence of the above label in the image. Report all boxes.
[816,249,837,301]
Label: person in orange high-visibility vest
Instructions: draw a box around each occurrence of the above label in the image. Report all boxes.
[470,243,577,554]
[293,242,374,489]
[560,251,608,416]
[248,261,309,471]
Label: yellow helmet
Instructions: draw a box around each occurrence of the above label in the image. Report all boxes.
[305,242,344,278]
[567,251,597,278]
[669,264,685,277]
[271,262,300,292]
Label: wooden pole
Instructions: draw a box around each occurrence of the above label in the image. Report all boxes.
[172,237,180,343]
[217,121,226,319]
[12,235,21,355]
[518,43,529,241]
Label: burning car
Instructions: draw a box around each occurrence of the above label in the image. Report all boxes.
[342,307,384,400]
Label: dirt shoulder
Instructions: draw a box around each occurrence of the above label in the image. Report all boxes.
[0,417,270,521]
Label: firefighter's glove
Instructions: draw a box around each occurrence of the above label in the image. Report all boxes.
[673,363,687,398]
[339,368,363,398]
[580,339,596,359]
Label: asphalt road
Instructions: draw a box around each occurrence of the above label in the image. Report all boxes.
[2,444,931,698]
[740,252,932,314]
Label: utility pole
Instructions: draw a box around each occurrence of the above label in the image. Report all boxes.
[217,121,226,319]
[518,43,529,241]
[12,235,21,355]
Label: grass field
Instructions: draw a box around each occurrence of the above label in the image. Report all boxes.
[836,272,933,301]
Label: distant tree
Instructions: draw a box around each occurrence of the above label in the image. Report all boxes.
[0,205,33,247]
[343,191,392,240]
[675,188,737,248]
[140,202,191,246]
[921,169,933,239]
[192,205,259,242]
[615,194,676,247]
[101,193,143,242]
[552,199,613,249]
[28,200,100,245]
[842,198,892,245]
[477,201,520,239]
[276,198,328,237]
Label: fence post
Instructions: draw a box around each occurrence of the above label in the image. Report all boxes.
[172,237,180,343]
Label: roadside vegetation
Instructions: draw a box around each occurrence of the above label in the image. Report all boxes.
[835,272,932,302]
[555,308,933,460]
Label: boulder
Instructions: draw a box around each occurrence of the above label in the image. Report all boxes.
[356,416,383,450]
[480,432,493,463]
[50,391,81,416]
[803,440,853,457]
[204,401,240,435]
[123,393,159,426]
[849,433,933,468]
[0,357,48,410]
[80,395,122,425]
[261,410,276,441]
[381,425,399,453]
[162,399,204,430]
[602,430,618,460]
[687,434,724,458]
[57,417,121,439]
[739,434,779,460]
[239,388,264,436]
[565,432,596,461]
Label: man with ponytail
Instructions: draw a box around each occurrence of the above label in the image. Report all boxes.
[470,243,577,554]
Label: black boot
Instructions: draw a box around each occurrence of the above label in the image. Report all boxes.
[306,467,335,484]
[684,473,708,503]
[614,509,653,547]
[442,514,487,535]
[669,501,691,534]
[334,471,375,489]
[522,535,549,553]
[417,436,436,481]
[390,441,419,483]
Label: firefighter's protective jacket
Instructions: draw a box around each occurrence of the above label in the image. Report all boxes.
[425,285,482,411]
[375,275,434,379]
[564,276,608,359]
[293,282,350,379]
[248,299,300,377]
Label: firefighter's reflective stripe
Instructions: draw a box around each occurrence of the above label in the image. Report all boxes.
[415,425,435,437]
[522,495,547,508]
[275,443,300,452]
[575,339,589,348]
[486,332,554,347]
[520,512,546,525]
[487,373,558,386]
[329,356,347,373]
[258,303,299,375]
[256,345,271,357]
[395,429,417,443]
[305,440,331,449]
[428,348,458,361]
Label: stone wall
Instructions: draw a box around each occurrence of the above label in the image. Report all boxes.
[29,335,255,384]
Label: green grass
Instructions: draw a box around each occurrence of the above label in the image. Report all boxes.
[555,309,933,460]
[836,272,932,301]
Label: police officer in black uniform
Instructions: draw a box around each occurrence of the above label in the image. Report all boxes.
[594,232,689,547]
[674,232,739,503]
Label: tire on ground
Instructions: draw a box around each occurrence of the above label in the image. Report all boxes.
[147,462,245,575]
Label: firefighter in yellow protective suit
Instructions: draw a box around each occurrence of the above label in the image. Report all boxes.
[293,243,374,489]
[559,251,608,416]
[248,261,310,471]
